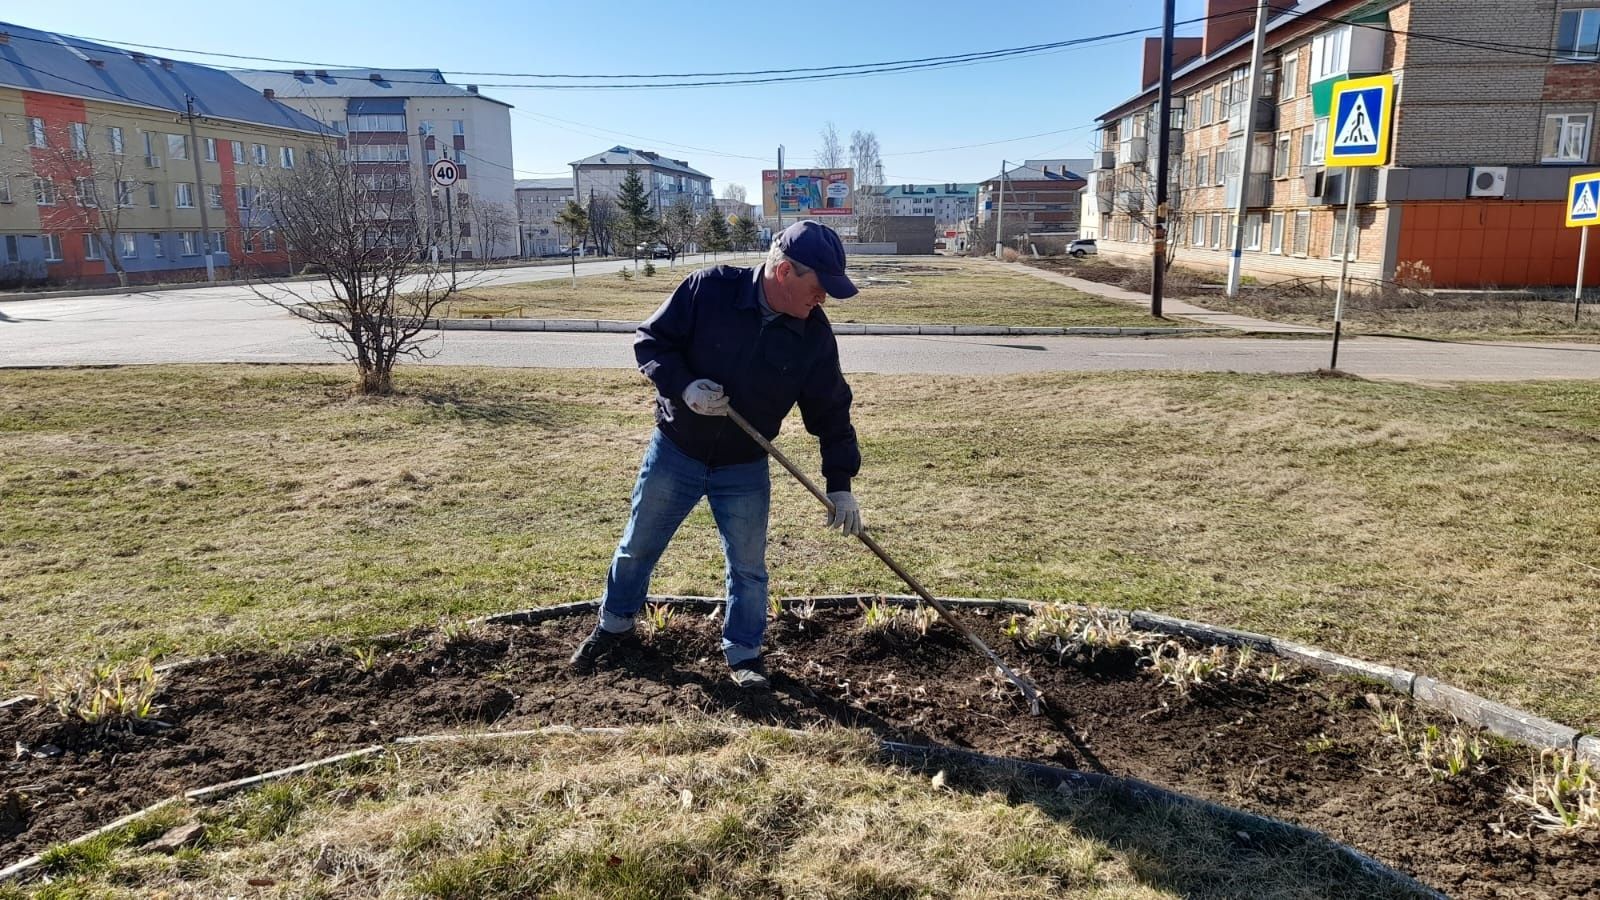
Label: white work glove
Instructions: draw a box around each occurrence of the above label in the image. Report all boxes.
[826,491,864,536]
[682,378,729,416]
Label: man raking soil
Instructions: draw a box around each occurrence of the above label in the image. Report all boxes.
[571,222,1040,709]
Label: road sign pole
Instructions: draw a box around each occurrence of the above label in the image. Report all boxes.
[1578,225,1590,324]
[444,183,456,291]
[1330,169,1359,370]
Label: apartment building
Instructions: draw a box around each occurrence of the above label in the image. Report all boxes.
[571,146,714,213]
[0,22,331,286]
[233,68,517,259]
[1094,0,1600,288]
[879,183,980,230]
[514,177,576,257]
[977,160,1088,239]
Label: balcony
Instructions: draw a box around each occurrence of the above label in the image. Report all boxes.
[1304,168,1379,206]
[1096,150,1116,170]
[1224,172,1274,208]
[1225,97,1279,134]
[1124,137,1149,164]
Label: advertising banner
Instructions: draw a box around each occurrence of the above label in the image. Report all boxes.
[762,168,854,217]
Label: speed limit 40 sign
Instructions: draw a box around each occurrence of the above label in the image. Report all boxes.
[430,158,459,187]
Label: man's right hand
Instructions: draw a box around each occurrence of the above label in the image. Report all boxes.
[683,379,730,416]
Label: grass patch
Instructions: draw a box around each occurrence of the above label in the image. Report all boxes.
[0,725,1425,898]
[1,365,1598,730]
[431,255,1169,328]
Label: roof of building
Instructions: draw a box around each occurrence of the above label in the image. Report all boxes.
[879,183,981,199]
[570,146,710,180]
[231,68,512,109]
[1096,0,1348,122]
[0,22,332,135]
[991,163,1086,183]
[515,177,575,191]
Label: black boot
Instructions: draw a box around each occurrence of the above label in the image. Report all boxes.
[569,624,637,673]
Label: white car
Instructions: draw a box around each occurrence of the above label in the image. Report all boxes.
[1068,239,1097,258]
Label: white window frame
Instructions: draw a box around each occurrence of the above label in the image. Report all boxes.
[43,234,63,261]
[1310,119,1328,166]
[29,117,47,148]
[69,122,87,156]
[1543,113,1592,164]
[207,184,223,209]
[166,133,188,160]
[34,178,57,206]
[452,119,465,136]
[146,181,160,208]
[0,177,10,204]
[205,137,218,162]
[179,232,197,256]
[1312,26,1349,81]
[120,232,138,258]
[279,146,295,168]
[232,140,246,164]
[1199,89,1214,126]
[1280,49,1299,100]
[1558,9,1600,61]
[1210,213,1223,249]
[1331,210,1360,261]
[1244,213,1263,251]
[151,232,165,258]
[1293,211,1311,256]
[84,233,103,260]
[175,182,194,208]
[108,126,124,155]
[253,143,268,166]
[74,176,97,207]
[236,185,253,209]
[117,180,135,207]
[263,229,277,251]
[1270,211,1286,254]
[1191,216,1204,246]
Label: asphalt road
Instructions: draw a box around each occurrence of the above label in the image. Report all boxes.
[4,260,1600,381]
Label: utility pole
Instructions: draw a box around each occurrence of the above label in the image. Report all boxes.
[181,96,216,283]
[1151,0,1175,318]
[993,160,1007,260]
[775,144,785,236]
[1226,0,1271,297]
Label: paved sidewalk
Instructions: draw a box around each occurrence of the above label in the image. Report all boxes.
[1001,260,1327,334]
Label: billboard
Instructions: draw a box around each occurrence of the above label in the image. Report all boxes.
[762,168,853,217]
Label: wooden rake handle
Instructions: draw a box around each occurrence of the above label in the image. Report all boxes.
[725,407,1043,715]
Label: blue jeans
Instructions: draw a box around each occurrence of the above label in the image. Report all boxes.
[599,430,770,665]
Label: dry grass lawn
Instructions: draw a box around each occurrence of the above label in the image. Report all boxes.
[1,365,1597,730]
[0,725,1423,899]
[434,255,1169,328]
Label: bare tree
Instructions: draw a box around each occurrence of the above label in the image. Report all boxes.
[660,200,699,265]
[251,140,460,395]
[472,200,515,261]
[586,192,619,256]
[1108,161,1186,271]
[4,116,141,286]
[721,183,747,205]
[848,129,885,242]
[816,122,845,170]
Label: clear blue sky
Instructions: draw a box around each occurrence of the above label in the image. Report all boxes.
[36,0,1207,194]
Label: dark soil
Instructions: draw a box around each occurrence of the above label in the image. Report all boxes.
[3,607,1596,899]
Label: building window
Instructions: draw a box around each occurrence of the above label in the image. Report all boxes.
[1280,50,1299,100]
[233,140,246,164]
[151,232,165,257]
[74,177,97,207]
[175,182,194,208]
[209,232,225,254]
[351,145,409,162]
[34,178,57,206]
[29,117,46,147]
[253,143,268,166]
[1310,120,1328,166]
[1293,211,1311,256]
[1210,213,1223,248]
[1244,213,1263,251]
[120,232,137,258]
[146,182,160,208]
[345,113,406,133]
[418,120,434,136]
[1312,26,1348,81]
[1558,9,1600,61]
[452,119,465,136]
[236,185,254,209]
[179,232,197,256]
[1199,89,1214,126]
[263,229,277,251]
[108,126,124,155]
[280,146,296,168]
[167,133,188,160]
[144,131,158,165]
[208,184,223,208]
[43,234,63,261]
[0,177,10,204]
[202,137,216,162]
[116,180,135,207]
[243,230,255,253]
[1191,216,1204,246]
[1543,113,1592,163]
[84,234,103,260]
[1274,132,1292,178]
[1331,210,1360,260]
[1270,211,1285,254]
[70,122,87,156]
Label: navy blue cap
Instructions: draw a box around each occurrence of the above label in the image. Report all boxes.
[776,221,858,299]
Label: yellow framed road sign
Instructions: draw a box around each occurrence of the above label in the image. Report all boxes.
[1326,74,1396,168]
[1567,171,1600,228]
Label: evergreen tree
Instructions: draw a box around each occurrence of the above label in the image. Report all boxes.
[553,199,589,252]
[615,167,657,269]
[700,208,732,260]
[731,215,759,251]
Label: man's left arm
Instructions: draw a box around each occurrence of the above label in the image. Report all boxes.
[798,337,863,534]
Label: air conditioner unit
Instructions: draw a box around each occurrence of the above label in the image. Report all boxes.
[1469,166,1507,198]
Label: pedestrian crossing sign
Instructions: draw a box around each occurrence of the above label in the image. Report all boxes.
[1327,74,1395,168]
[1566,171,1600,227]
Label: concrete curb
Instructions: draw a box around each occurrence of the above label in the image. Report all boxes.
[407,316,1229,337]
[0,723,1441,896]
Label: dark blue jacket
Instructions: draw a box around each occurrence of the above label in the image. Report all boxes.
[634,264,860,493]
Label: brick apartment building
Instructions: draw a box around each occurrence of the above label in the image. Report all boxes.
[1093,0,1600,288]
[0,22,331,286]
[514,177,575,257]
[976,160,1089,245]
